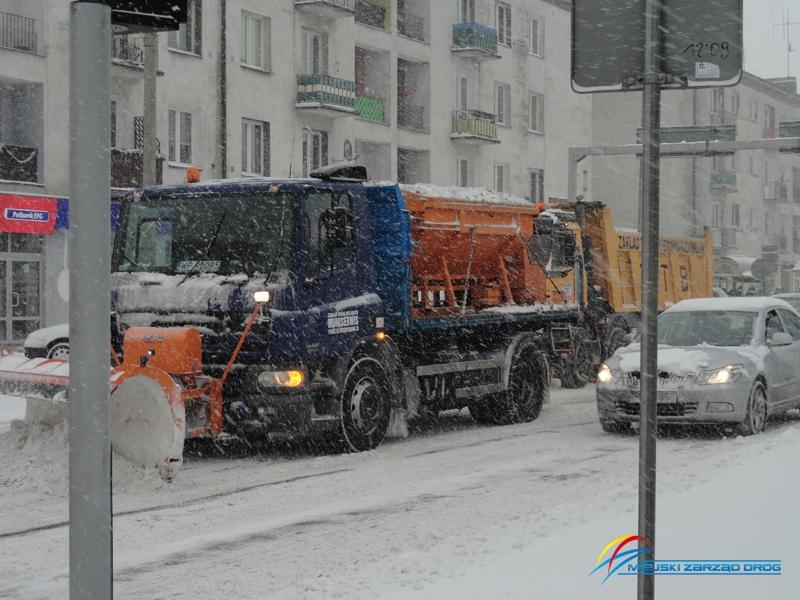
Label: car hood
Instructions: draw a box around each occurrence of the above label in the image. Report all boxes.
[24,323,69,349]
[607,343,763,377]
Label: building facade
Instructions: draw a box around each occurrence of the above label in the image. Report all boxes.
[0,0,592,341]
[590,73,800,295]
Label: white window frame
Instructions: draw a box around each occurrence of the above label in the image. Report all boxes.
[711,202,722,230]
[168,0,200,55]
[493,163,508,193]
[731,203,740,229]
[495,82,511,127]
[241,12,271,71]
[303,129,328,177]
[241,118,269,176]
[529,169,544,203]
[528,92,544,133]
[456,76,469,111]
[456,158,470,187]
[168,109,193,165]
[749,99,758,122]
[529,17,543,57]
[302,28,328,75]
[496,2,511,47]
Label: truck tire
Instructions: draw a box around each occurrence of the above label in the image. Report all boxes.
[340,357,392,452]
[559,328,596,389]
[604,326,628,360]
[600,418,632,434]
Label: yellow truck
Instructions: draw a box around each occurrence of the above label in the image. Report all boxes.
[530,202,713,387]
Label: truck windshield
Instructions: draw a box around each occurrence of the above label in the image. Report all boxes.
[657,310,757,347]
[114,192,294,276]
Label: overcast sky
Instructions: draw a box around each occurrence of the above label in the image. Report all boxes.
[744,0,800,83]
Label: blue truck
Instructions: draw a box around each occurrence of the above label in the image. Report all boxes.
[108,166,582,450]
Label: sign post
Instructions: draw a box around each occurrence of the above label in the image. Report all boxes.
[68,2,185,598]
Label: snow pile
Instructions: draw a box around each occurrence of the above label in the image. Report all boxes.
[482,302,578,315]
[391,183,534,207]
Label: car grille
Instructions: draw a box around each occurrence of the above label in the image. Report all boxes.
[614,401,699,417]
[622,371,688,387]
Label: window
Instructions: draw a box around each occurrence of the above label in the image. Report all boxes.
[304,191,356,276]
[495,82,510,126]
[778,309,800,340]
[765,310,786,340]
[456,158,469,187]
[457,76,468,111]
[168,0,201,54]
[529,169,544,203]
[711,202,722,229]
[110,100,117,148]
[302,29,328,75]
[241,12,271,71]
[496,2,511,46]
[730,91,740,115]
[749,99,758,121]
[731,204,740,229]
[303,129,328,177]
[458,0,476,23]
[529,18,542,56]
[168,110,193,164]
[712,155,725,173]
[241,119,270,176]
[493,163,508,192]
[528,92,544,133]
[764,104,776,132]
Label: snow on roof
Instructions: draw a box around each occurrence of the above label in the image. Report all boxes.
[387,183,534,207]
[665,296,793,313]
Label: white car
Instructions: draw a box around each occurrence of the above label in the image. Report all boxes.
[23,323,70,359]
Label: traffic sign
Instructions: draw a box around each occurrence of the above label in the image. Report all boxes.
[105,0,188,33]
[572,0,743,93]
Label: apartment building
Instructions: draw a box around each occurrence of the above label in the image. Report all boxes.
[0,0,592,340]
[591,74,800,294]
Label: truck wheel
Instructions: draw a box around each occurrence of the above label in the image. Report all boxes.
[507,346,547,422]
[604,327,628,360]
[600,418,632,434]
[560,328,596,389]
[468,395,511,426]
[340,358,392,452]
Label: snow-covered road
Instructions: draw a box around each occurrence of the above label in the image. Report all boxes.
[1,385,798,599]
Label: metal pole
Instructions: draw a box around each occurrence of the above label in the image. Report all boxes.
[143,31,158,186]
[638,0,662,599]
[69,3,112,599]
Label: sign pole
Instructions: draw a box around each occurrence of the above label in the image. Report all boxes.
[69,2,113,599]
[638,0,662,599]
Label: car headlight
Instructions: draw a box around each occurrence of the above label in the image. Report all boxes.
[597,363,616,384]
[697,365,745,385]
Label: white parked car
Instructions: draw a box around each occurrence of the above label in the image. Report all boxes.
[597,297,800,435]
[24,323,70,359]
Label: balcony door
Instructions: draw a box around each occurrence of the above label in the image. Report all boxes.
[459,0,476,23]
[0,234,43,344]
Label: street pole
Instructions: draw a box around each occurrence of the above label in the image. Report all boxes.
[68,2,112,599]
[638,0,662,599]
[143,31,158,186]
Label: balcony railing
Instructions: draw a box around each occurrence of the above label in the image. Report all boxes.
[0,143,38,183]
[355,95,385,123]
[111,149,164,188]
[452,23,499,57]
[398,102,425,131]
[398,12,425,41]
[764,181,789,203]
[0,11,37,54]
[355,0,387,29]
[710,170,737,190]
[294,0,356,15]
[451,109,499,143]
[710,110,737,126]
[112,35,144,66]
[296,74,356,113]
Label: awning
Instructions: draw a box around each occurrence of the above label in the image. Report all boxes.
[0,194,58,235]
[715,255,772,281]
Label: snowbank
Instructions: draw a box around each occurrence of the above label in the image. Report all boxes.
[389,183,534,207]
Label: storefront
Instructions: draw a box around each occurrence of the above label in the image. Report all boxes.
[713,255,774,296]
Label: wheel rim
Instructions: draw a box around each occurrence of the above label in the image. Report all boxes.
[751,387,767,432]
[348,376,381,435]
[511,351,542,415]
[574,341,594,383]
[49,345,69,359]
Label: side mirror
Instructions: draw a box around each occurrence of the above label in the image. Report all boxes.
[769,332,793,346]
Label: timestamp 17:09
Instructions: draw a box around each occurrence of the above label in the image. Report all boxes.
[682,41,730,59]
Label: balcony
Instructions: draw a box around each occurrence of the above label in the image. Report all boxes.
[0,11,37,54]
[355,95,386,124]
[763,233,788,254]
[294,0,356,17]
[398,102,426,131]
[712,228,737,249]
[112,35,144,67]
[111,149,164,188]
[451,110,500,144]
[355,0,388,30]
[296,74,356,116]
[710,170,737,191]
[764,181,789,203]
[0,143,38,183]
[451,23,500,60]
[710,110,737,126]
[398,12,425,42]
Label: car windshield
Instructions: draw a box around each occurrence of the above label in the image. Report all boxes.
[657,310,757,347]
[113,192,294,276]
[775,296,800,312]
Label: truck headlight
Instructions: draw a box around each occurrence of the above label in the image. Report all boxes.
[597,363,615,384]
[257,370,304,388]
[697,365,744,385]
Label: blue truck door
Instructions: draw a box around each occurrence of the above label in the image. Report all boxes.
[302,188,374,358]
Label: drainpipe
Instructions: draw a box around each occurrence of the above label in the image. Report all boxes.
[691,89,698,237]
[219,0,228,178]
[142,32,158,186]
